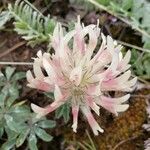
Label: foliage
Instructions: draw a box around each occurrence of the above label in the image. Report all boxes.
[0,11,12,30]
[130,49,150,79]
[70,0,96,11]
[0,67,56,150]
[94,0,150,49]
[55,102,70,123]
[8,0,56,47]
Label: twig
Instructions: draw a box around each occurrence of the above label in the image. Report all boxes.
[0,41,26,58]
[86,0,150,39]
[24,0,44,17]
[0,62,33,65]
[117,40,150,53]
[86,130,97,150]
[131,74,150,85]
[112,136,138,150]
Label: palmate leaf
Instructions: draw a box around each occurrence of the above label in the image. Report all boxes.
[34,127,53,142]
[16,129,30,147]
[55,102,70,123]
[28,133,38,150]
[5,67,15,80]
[1,139,16,150]
[130,49,150,79]
[38,119,56,129]
[8,0,56,46]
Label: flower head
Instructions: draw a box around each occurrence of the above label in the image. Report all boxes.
[27,17,137,135]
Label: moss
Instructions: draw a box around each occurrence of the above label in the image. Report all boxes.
[97,89,148,150]
[63,89,149,150]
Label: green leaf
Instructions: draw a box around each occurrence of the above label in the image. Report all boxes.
[5,67,15,80]
[34,127,53,142]
[142,3,150,28]
[5,126,18,140]
[12,72,26,81]
[144,60,150,75]
[0,11,12,30]
[28,133,38,150]
[0,127,4,138]
[9,0,55,46]
[97,0,110,5]
[63,103,70,123]
[0,73,5,87]
[38,120,56,129]
[11,105,31,119]
[122,0,133,10]
[55,103,70,123]
[55,105,64,119]
[1,139,16,150]
[16,129,30,147]
[6,85,19,107]
[0,92,7,107]
[5,115,23,133]
[44,92,54,100]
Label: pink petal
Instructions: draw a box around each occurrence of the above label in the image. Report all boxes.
[85,96,100,115]
[96,95,130,115]
[26,70,52,91]
[33,79,52,92]
[86,84,101,96]
[101,70,134,91]
[73,16,85,55]
[81,106,104,135]
[31,90,69,117]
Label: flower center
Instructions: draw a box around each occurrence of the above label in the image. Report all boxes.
[72,87,84,97]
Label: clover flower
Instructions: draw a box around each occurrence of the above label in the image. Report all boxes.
[26,17,137,135]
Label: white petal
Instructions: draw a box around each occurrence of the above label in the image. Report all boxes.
[43,58,55,77]
[54,85,62,101]
[116,70,131,82]
[115,104,129,112]
[31,103,46,118]
[115,94,130,104]
[37,50,42,58]
[26,70,34,83]
[71,105,79,133]
[107,36,114,54]
[127,77,137,87]
[33,60,44,78]
[70,66,82,86]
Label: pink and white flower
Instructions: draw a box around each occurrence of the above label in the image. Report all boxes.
[26,16,137,135]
